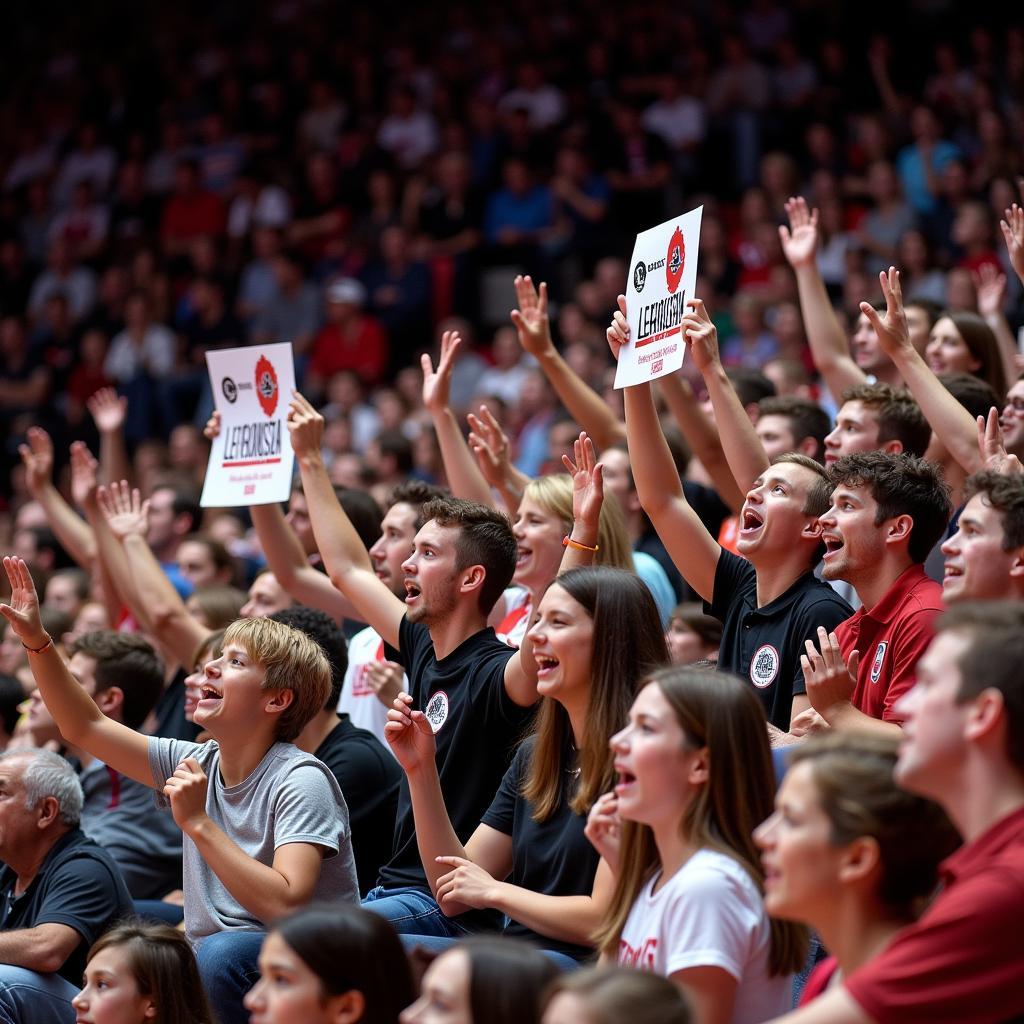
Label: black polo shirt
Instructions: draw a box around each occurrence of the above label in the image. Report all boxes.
[0,827,133,984]
[708,549,853,729]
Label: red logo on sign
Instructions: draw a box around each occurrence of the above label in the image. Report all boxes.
[255,356,278,417]
[651,359,664,374]
[666,226,685,294]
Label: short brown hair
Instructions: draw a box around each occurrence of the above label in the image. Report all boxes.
[421,497,517,614]
[67,631,164,729]
[757,396,831,463]
[221,617,330,742]
[839,383,931,458]
[963,471,1024,550]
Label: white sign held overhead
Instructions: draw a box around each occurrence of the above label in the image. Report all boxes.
[614,206,703,389]
[200,343,296,508]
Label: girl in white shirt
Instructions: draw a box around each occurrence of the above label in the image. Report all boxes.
[587,667,806,1024]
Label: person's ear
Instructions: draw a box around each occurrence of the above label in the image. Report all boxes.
[142,997,158,1020]
[797,436,819,459]
[36,795,61,830]
[881,439,904,456]
[459,565,486,598]
[687,746,710,786]
[95,686,123,718]
[801,518,823,541]
[837,836,881,887]
[885,514,913,546]
[329,989,366,1024]
[1008,548,1024,581]
[965,687,1006,745]
[264,688,295,717]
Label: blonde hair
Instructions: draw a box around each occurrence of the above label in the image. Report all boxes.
[523,475,633,569]
[221,618,330,742]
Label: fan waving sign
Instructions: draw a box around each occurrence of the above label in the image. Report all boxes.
[614,206,703,388]
[200,342,297,507]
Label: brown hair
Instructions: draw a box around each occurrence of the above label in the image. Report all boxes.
[67,631,164,730]
[523,568,668,821]
[543,966,693,1024]
[594,667,806,976]
[221,617,330,742]
[839,383,931,458]
[963,470,1024,550]
[87,920,213,1024]
[187,585,247,630]
[786,734,959,917]
[944,311,1008,403]
[757,396,832,463]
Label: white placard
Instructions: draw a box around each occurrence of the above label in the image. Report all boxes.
[614,206,703,388]
[200,343,296,507]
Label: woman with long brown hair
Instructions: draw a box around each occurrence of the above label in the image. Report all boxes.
[385,564,668,965]
[587,667,806,1024]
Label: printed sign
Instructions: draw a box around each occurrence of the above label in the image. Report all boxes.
[200,343,296,507]
[615,206,703,388]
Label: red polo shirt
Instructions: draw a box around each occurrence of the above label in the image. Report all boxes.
[835,565,943,724]
[846,805,1024,1023]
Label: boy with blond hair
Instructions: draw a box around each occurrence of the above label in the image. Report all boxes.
[0,557,357,1024]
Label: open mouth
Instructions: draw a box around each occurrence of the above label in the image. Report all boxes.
[516,546,532,567]
[535,653,559,676]
[739,507,764,535]
[943,565,962,581]
[199,683,223,702]
[822,535,844,558]
[614,764,636,794]
[404,579,421,603]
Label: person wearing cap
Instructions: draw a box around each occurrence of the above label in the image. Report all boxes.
[306,277,388,400]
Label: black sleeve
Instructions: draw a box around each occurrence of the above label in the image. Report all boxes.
[707,548,755,623]
[390,616,427,681]
[471,639,522,730]
[788,597,855,697]
[33,856,123,946]
[480,742,531,836]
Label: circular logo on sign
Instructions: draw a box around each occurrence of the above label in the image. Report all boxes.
[254,355,278,417]
[750,644,780,689]
[221,377,238,403]
[423,690,449,733]
[633,260,647,293]
[665,226,685,294]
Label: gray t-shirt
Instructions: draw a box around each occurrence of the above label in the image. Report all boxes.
[149,737,358,945]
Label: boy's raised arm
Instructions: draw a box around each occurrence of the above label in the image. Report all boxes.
[0,557,153,787]
[289,392,406,649]
[609,298,722,603]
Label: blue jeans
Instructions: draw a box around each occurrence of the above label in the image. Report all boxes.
[398,934,582,972]
[196,930,265,1024]
[362,885,499,938]
[0,965,77,1024]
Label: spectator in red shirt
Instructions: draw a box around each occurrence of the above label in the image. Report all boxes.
[803,451,952,735]
[305,278,388,399]
[769,601,1024,1023]
[160,159,226,259]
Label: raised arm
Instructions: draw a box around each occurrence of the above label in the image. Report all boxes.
[780,197,867,399]
[977,261,1019,392]
[657,374,745,511]
[203,412,359,621]
[0,557,153,786]
[511,275,627,450]
[290,392,405,648]
[999,200,1024,289]
[466,405,532,516]
[422,330,494,507]
[87,387,132,486]
[683,298,771,492]
[861,267,982,474]
[98,482,207,669]
[609,305,721,603]
[19,428,97,568]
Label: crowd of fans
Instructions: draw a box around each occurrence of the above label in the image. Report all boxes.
[0,1,1023,1023]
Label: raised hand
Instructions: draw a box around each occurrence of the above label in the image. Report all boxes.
[421,330,462,414]
[859,267,913,360]
[606,294,629,361]
[975,263,1008,320]
[680,297,720,375]
[434,856,498,911]
[18,427,54,498]
[383,692,437,775]
[562,432,604,533]
[584,791,622,875]
[467,405,513,490]
[801,627,859,722]
[69,441,100,510]
[287,391,325,461]
[788,706,831,739]
[510,275,554,357]
[0,557,47,649]
[999,202,1024,285]
[978,407,1024,476]
[87,387,127,434]
[96,480,150,540]
[203,410,222,441]
[778,197,820,269]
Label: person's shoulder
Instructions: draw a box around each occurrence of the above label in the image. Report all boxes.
[677,850,761,902]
